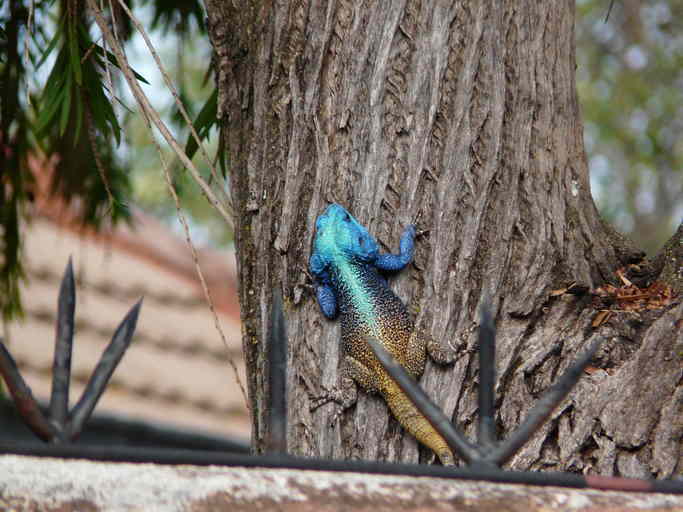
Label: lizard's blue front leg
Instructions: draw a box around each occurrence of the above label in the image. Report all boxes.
[315,283,338,319]
[310,252,338,319]
[374,225,416,271]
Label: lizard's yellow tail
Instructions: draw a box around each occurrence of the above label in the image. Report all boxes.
[384,380,454,465]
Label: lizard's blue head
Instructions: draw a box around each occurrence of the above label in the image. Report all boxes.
[310,203,379,276]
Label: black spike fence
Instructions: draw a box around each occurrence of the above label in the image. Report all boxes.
[0,260,681,495]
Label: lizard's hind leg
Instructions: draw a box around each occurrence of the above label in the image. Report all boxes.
[309,355,381,425]
[425,330,457,365]
[404,328,457,379]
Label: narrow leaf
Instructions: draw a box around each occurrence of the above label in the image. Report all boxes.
[218,136,228,177]
[92,43,150,84]
[73,91,84,144]
[68,22,82,85]
[58,74,73,136]
[35,86,68,134]
[35,29,61,70]
[185,88,217,160]
[41,51,68,100]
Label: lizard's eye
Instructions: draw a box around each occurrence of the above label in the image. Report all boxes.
[343,213,351,222]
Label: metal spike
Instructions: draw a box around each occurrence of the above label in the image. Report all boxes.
[68,298,143,439]
[0,340,54,441]
[477,302,497,450]
[266,288,288,454]
[49,257,76,438]
[486,337,603,466]
[367,335,482,464]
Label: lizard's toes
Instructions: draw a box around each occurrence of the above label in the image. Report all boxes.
[309,386,339,411]
[427,339,458,365]
[309,396,330,412]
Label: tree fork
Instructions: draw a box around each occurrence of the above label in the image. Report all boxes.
[205,0,681,475]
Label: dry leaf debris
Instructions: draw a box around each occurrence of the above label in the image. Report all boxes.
[590,267,677,327]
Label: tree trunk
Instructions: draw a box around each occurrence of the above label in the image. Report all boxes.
[204,0,682,477]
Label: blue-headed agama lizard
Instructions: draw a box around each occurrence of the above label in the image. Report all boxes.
[309,203,456,465]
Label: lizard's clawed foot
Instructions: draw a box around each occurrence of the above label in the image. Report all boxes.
[427,340,458,365]
[309,386,347,426]
[309,385,342,411]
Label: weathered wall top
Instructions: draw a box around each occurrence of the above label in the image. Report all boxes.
[1,455,682,511]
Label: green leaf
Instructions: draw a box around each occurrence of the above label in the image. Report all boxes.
[59,73,73,136]
[105,106,122,146]
[68,22,82,85]
[86,89,107,130]
[112,95,135,114]
[97,93,121,145]
[35,29,61,70]
[81,57,121,145]
[184,88,217,160]
[95,45,150,84]
[76,24,150,85]
[73,91,84,144]
[35,85,67,134]
[218,135,228,178]
[41,49,68,100]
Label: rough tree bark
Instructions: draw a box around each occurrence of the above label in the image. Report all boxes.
[204,0,682,477]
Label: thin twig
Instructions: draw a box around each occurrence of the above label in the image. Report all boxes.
[85,0,234,228]
[103,0,116,100]
[604,0,616,22]
[86,0,247,412]
[85,101,116,215]
[156,134,249,412]
[113,0,232,214]
[24,0,35,104]
[80,35,103,64]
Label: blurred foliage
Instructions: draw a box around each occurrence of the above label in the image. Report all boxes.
[122,9,230,246]
[0,0,225,321]
[577,0,683,254]
[0,0,29,320]
[0,0,144,320]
